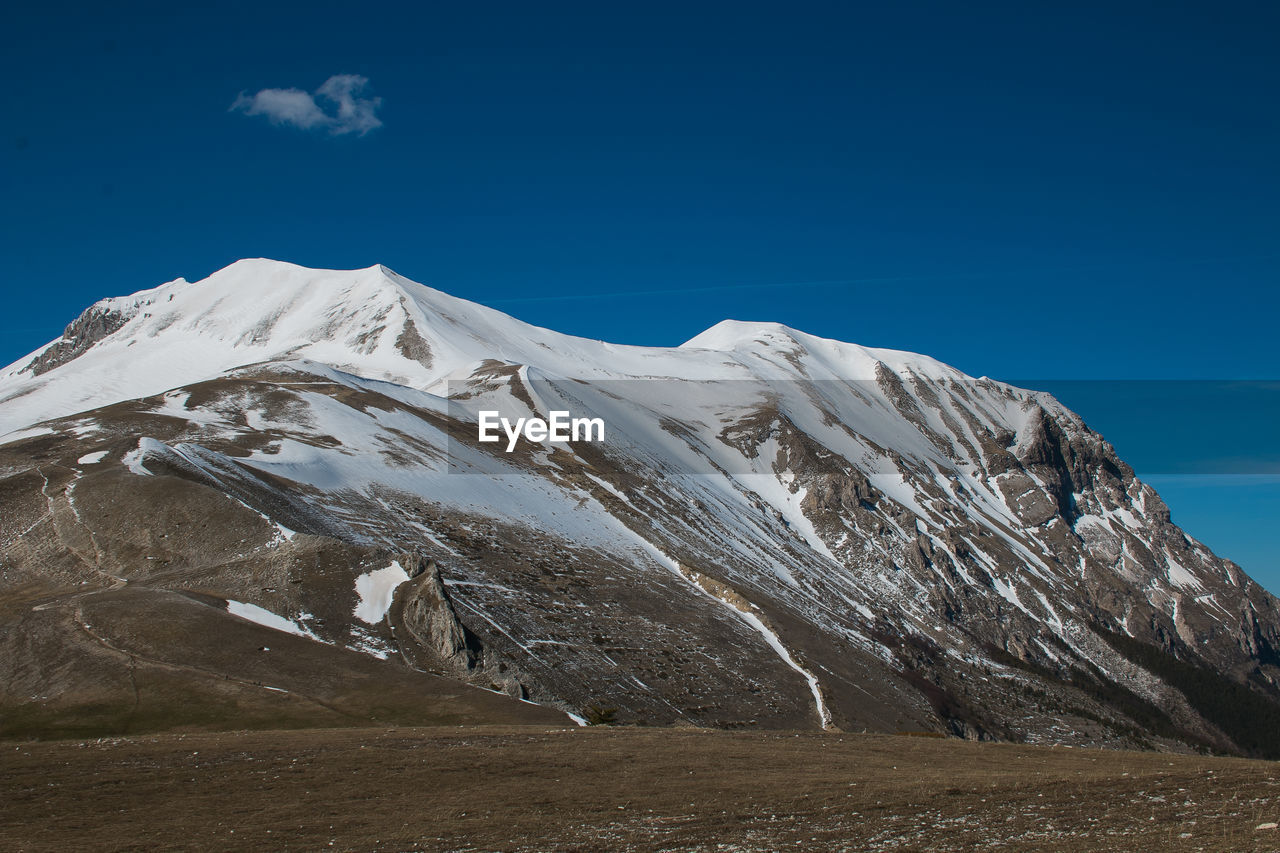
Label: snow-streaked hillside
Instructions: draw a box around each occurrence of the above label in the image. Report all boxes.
[3,259,1279,753]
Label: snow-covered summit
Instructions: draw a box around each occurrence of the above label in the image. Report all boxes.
[0,259,989,436]
[682,319,967,381]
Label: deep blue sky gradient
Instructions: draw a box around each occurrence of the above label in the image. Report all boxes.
[2,1,1277,587]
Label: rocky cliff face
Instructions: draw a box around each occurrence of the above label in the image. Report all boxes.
[2,260,1278,753]
[24,302,134,376]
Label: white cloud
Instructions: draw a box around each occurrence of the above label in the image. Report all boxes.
[315,75,383,136]
[231,88,330,130]
[231,75,383,136]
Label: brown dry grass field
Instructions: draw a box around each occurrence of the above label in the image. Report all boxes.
[4,725,1280,852]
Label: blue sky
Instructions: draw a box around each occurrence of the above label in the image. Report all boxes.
[2,2,1277,588]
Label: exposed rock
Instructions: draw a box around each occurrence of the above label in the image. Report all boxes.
[395,312,433,368]
[396,554,481,674]
[25,303,132,376]
[800,469,879,514]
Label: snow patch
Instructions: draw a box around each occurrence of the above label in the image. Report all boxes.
[226,600,319,640]
[1166,556,1204,591]
[353,561,410,624]
[121,437,168,475]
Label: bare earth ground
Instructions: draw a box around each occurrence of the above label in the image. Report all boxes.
[4,727,1280,852]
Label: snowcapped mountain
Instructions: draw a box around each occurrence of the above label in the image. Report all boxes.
[3,260,1279,752]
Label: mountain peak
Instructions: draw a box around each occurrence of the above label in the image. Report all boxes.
[682,318,965,381]
[682,319,803,349]
[0,260,445,434]
[2,259,963,435]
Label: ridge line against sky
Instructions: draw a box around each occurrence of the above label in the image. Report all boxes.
[2,1,1276,588]
[5,243,1278,364]
[5,2,1278,381]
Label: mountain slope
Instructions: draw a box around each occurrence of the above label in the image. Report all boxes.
[3,260,1278,751]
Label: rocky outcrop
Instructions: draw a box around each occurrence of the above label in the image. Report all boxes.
[24,303,133,376]
[394,311,433,368]
[395,553,481,674]
[801,469,879,514]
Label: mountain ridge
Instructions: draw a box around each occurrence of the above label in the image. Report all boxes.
[1,260,986,435]
[2,259,1278,754]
